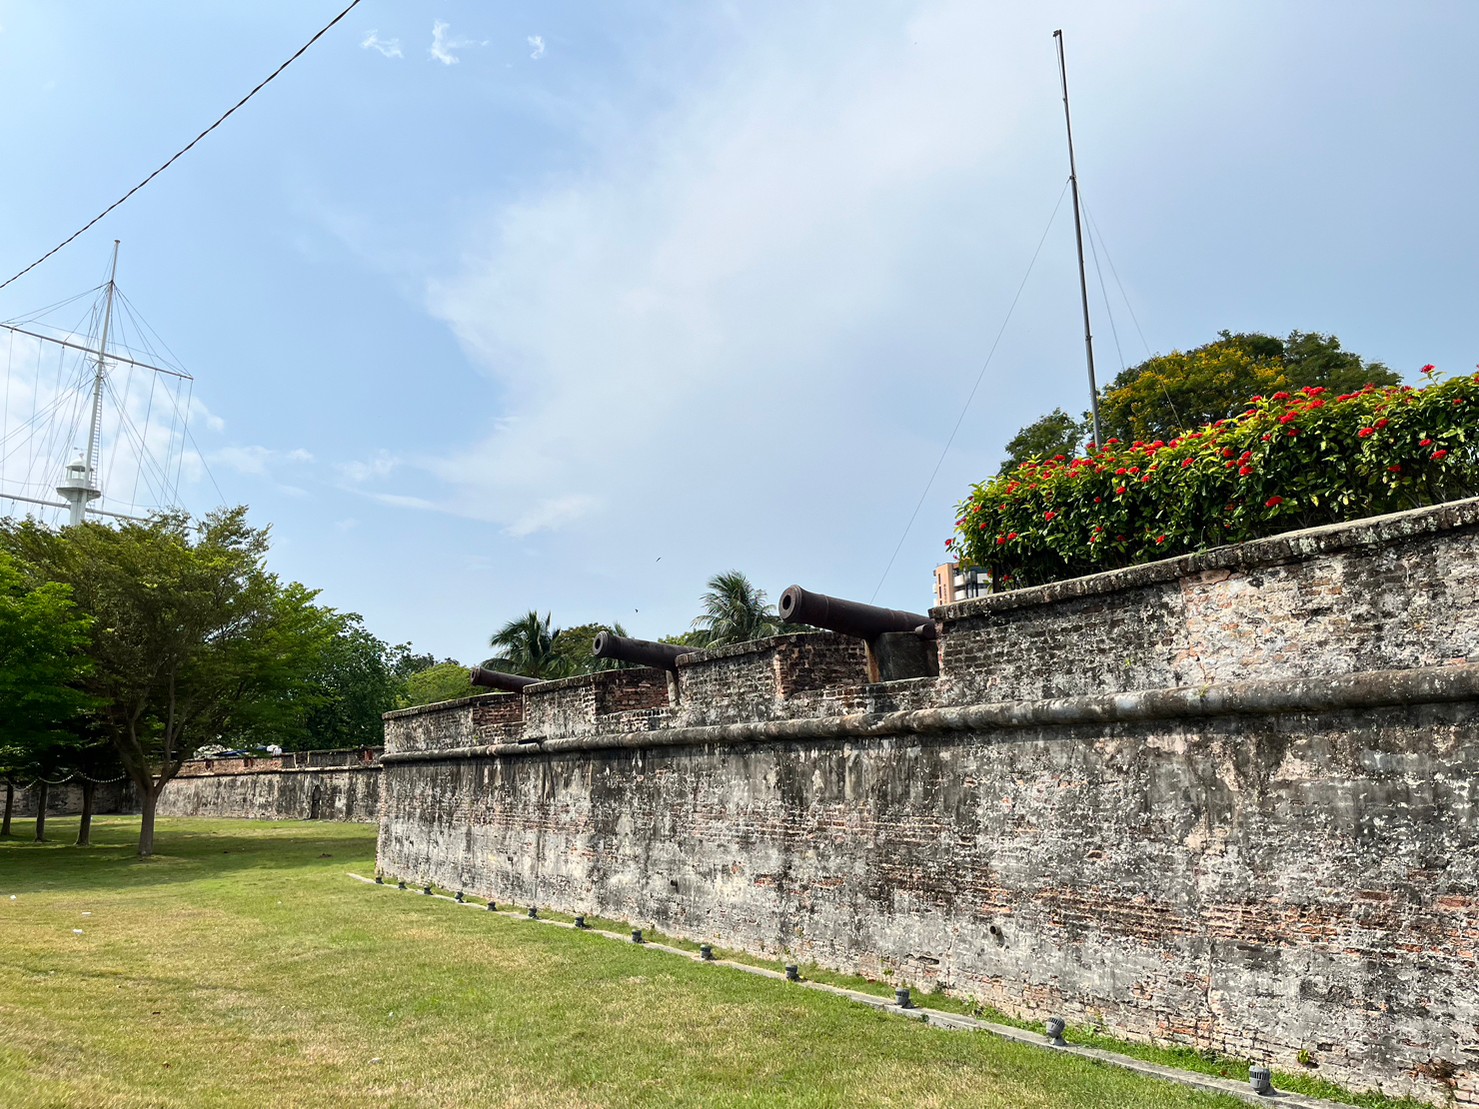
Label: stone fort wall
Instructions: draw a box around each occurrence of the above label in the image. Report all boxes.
[157,749,382,824]
[377,498,1479,1107]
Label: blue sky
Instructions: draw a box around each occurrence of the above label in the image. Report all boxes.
[1,1,1475,663]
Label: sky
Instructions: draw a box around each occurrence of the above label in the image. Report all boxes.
[0,1,1476,664]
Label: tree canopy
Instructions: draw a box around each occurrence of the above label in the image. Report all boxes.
[689,570,785,648]
[400,661,478,707]
[0,550,94,793]
[999,330,1399,472]
[2,508,338,855]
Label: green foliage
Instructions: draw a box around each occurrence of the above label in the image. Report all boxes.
[0,507,337,854]
[488,611,567,679]
[953,369,1479,587]
[689,570,784,647]
[1094,330,1398,446]
[401,661,477,707]
[999,408,1087,474]
[0,551,94,775]
[553,622,631,674]
[254,616,402,752]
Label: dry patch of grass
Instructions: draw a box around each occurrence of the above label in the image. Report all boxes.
[0,817,1253,1108]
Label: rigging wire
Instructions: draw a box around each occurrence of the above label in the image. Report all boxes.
[182,401,226,508]
[103,376,176,507]
[0,284,106,327]
[178,382,221,507]
[134,374,159,508]
[2,334,12,480]
[0,0,365,294]
[1081,197,1182,432]
[1083,201,1153,360]
[868,179,1072,603]
[1082,202,1125,373]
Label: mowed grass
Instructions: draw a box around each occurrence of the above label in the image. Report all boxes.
[0,818,1253,1109]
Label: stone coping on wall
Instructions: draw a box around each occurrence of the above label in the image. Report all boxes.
[378,660,1479,764]
[382,692,513,721]
[178,749,383,775]
[174,762,383,777]
[673,631,844,666]
[934,495,1479,619]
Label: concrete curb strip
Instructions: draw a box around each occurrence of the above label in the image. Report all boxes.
[348,872,1357,1108]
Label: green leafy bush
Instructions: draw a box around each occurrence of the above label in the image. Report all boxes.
[951,367,1479,588]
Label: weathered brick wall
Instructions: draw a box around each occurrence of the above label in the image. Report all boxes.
[940,498,1479,702]
[377,499,1479,1106]
[158,751,382,823]
[383,695,523,752]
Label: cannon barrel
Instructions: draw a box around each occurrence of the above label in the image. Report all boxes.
[592,631,693,671]
[778,585,937,641]
[468,667,541,693]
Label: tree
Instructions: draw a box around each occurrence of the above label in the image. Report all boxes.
[401,661,478,707]
[388,644,438,682]
[1096,331,1397,445]
[552,622,632,674]
[998,330,1400,469]
[690,571,784,648]
[488,611,567,679]
[998,408,1085,474]
[237,615,400,752]
[3,508,334,857]
[0,551,94,839]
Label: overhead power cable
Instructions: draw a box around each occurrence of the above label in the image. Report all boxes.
[0,0,364,294]
[868,179,1072,603]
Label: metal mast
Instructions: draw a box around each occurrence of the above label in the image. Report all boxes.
[1053,30,1102,449]
[58,240,119,525]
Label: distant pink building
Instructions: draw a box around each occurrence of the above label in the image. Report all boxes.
[932,563,988,606]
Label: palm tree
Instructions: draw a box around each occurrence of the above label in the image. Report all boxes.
[488,611,567,679]
[690,571,781,648]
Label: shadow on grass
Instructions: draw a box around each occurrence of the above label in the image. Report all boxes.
[0,816,376,896]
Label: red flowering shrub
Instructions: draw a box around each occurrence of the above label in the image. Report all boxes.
[951,370,1479,588]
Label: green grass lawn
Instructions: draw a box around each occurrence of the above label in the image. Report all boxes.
[1,817,1261,1109]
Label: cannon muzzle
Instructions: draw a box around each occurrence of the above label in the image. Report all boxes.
[778,586,937,641]
[592,631,693,671]
[469,667,541,693]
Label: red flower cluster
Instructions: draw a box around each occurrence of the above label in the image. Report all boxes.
[951,366,1476,589]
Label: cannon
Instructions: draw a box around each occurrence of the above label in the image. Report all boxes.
[778,586,936,641]
[468,667,541,693]
[778,585,938,682]
[592,631,694,672]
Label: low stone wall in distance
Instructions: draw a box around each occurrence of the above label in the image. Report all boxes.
[157,749,382,824]
[4,778,136,819]
[378,498,1479,1108]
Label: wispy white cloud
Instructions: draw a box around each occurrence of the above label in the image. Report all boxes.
[192,396,226,434]
[361,30,403,59]
[210,445,315,478]
[527,35,545,61]
[429,20,485,66]
[368,491,439,511]
[419,1,1046,562]
[505,494,595,538]
[336,449,399,483]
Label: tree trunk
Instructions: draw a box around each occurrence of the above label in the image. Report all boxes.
[34,781,48,842]
[76,780,96,846]
[138,785,158,857]
[2,781,13,837]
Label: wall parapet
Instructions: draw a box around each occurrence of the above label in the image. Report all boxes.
[936,494,1479,618]
[378,661,1479,764]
